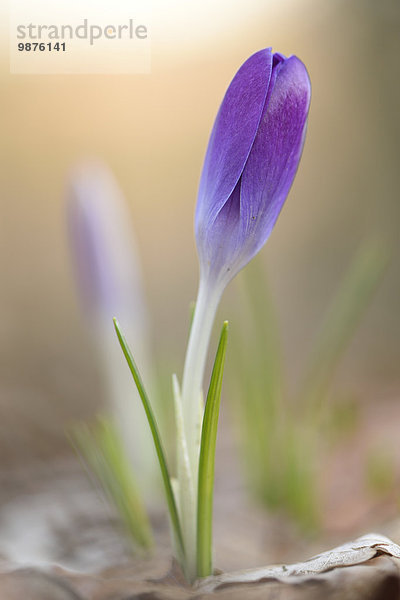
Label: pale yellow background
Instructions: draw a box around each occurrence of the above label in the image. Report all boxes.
[0,0,399,462]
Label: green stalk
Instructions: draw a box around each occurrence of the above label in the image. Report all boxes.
[197,321,229,578]
[114,318,185,562]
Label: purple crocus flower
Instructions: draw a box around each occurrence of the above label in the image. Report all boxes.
[195,47,311,288]
[67,161,146,326]
[67,161,157,495]
[180,48,311,490]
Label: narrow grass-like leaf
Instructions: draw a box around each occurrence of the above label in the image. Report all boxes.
[172,373,196,579]
[189,300,196,333]
[197,321,229,578]
[113,318,185,561]
[239,258,283,412]
[230,259,284,512]
[70,418,153,551]
[301,239,389,413]
[96,418,154,547]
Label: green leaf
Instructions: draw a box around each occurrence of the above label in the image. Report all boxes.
[239,258,283,413]
[70,418,153,551]
[301,238,390,413]
[113,318,185,562]
[197,321,229,578]
[189,300,196,333]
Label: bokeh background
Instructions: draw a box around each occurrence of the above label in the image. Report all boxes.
[0,0,399,493]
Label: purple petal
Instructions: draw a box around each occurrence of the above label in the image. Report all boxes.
[195,52,311,287]
[67,162,145,322]
[196,48,273,230]
[196,180,242,278]
[238,56,311,264]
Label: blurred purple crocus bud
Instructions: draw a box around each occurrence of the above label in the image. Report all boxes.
[67,161,158,497]
[67,161,147,332]
[195,47,311,290]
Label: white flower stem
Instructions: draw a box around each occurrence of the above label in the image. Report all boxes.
[178,275,223,580]
[182,276,222,475]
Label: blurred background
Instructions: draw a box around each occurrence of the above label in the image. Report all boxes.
[0,0,399,558]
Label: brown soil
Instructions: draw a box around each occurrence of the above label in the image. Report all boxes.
[0,393,399,598]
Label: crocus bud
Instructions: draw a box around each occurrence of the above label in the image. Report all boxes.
[67,161,147,331]
[178,50,310,578]
[181,48,311,484]
[195,48,311,290]
[67,161,158,497]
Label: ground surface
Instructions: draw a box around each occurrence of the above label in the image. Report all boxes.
[0,393,399,598]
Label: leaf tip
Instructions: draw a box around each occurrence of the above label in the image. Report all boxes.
[113,317,121,335]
